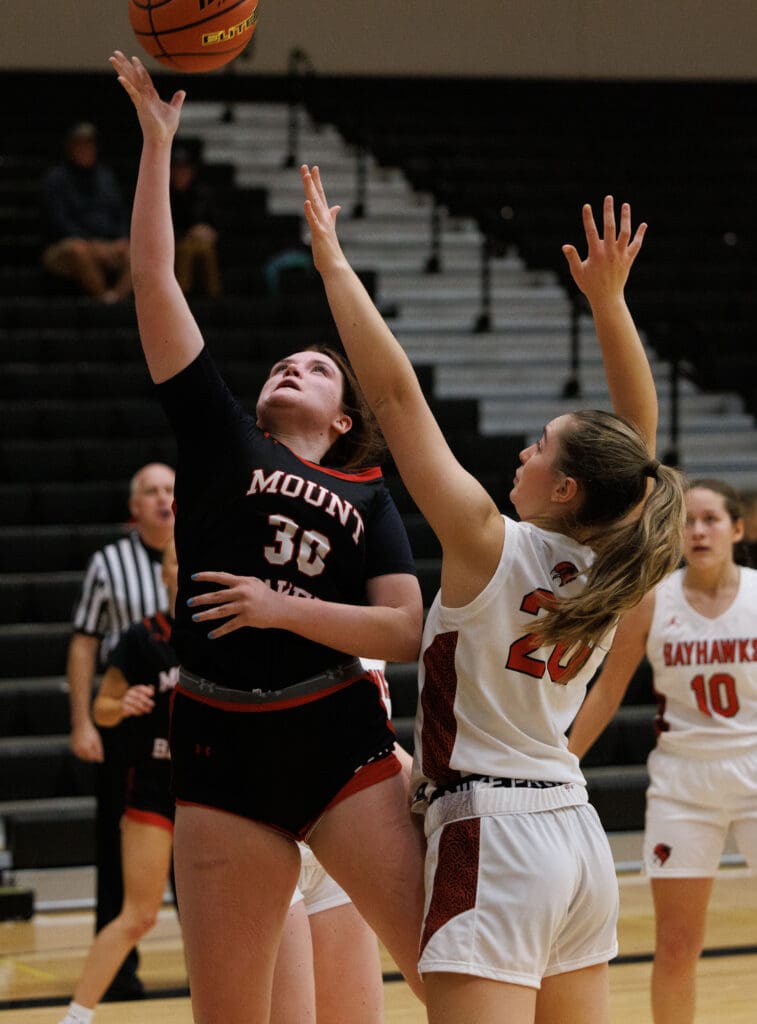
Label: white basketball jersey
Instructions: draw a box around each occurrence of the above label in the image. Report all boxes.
[412,516,610,804]
[646,567,757,757]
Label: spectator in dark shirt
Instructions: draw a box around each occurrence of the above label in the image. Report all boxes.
[170,142,221,298]
[41,121,132,303]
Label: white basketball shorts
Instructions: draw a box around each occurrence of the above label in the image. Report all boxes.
[644,746,757,877]
[289,843,352,915]
[418,802,618,988]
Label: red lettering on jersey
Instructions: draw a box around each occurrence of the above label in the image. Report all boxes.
[663,641,673,667]
[718,639,735,662]
[695,640,708,664]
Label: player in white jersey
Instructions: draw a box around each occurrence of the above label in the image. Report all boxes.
[570,479,757,1024]
[271,660,401,1024]
[302,165,686,1024]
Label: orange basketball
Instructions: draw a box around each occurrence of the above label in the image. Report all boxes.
[128,0,259,72]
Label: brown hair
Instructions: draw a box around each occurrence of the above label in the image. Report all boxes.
[687,478,744,522]
[309,345,387,470]
[532,409,686,669]
[687,478,748,565]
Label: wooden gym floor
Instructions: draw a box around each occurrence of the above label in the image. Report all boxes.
[2,866,755,1023]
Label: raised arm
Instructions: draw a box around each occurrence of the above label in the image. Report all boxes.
[562,197,656,453]
[301,165,503,601]
[567,588,655,760]
[109,52,203,383]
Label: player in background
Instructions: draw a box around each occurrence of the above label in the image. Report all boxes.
[569,479,757,1024]
[268,659,410,1024]
[59,541,180,1024]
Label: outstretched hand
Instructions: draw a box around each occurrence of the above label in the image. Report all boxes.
[300,164,347,275]
[188,572,282,639]
[562,196,646,306]
[109,50,185,146]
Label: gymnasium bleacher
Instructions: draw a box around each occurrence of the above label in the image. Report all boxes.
[3,69,757,909]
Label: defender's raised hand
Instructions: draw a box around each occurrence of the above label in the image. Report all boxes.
[562,195,646,307]
[110,50,185,146]
[300,164,347,276]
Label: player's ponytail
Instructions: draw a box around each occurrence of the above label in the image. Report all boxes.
[531,410,685,674]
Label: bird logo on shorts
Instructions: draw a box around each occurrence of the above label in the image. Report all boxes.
[550,561,579,587]
[652,843,672,866]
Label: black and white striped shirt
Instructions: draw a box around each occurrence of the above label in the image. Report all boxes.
[72,530,169,667]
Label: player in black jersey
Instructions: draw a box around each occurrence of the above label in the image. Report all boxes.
[111,53,426,1020]
[59,543,179,1024]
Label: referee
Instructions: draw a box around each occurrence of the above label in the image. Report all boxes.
[66,462,175,1000]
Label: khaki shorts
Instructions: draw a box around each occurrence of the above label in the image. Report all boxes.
[42,237,128,275]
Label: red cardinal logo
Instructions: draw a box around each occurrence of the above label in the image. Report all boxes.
[550,561,579,587]
[653,843,672,866]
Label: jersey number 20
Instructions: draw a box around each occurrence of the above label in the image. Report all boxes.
[505,588,591,685]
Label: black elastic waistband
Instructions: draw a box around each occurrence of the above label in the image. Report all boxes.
[428,773,564,805]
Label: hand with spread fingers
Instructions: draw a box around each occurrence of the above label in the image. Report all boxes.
[110,50,185,147]
[300,164,349,277]
[562,195,646,306]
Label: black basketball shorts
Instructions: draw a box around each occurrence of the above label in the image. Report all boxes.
[124,761,175,832]
[169,664,399,840]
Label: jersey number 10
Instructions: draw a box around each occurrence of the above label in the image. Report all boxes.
[690,672,740,718]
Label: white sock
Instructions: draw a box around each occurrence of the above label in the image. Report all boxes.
[59,1001,94,1024]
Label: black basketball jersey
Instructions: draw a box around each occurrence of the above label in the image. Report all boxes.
[108,612,179,770]
[156,347,416,690]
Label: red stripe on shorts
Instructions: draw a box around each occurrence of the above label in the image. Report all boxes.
[420,817,480,955]
[322,750,402,815]
[123,807,174,834]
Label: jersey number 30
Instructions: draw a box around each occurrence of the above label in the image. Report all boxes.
[265,514,331,577]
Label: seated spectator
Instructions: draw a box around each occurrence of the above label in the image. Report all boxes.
[41,122,132,303]
[170,142,222,298]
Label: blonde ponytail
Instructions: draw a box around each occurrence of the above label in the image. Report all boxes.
[530,411,685,672]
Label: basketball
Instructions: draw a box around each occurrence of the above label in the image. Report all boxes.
[128,0,259,72]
